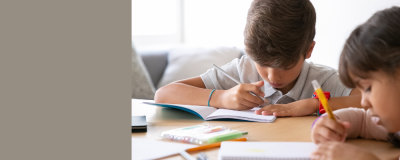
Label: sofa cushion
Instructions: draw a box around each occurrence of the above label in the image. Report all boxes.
[157,46,241,88]
[139,49,169,87]
[132,46,155,99]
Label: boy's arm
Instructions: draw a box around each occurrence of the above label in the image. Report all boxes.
[154,76,265,110]
[255,89,362,117]
[329,88,362,110]
[154,76,214,106]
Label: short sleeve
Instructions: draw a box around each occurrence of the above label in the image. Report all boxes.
[321,73,353,97]
[200,58,241,90]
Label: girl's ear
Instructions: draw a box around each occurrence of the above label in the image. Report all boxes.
[306,41,316,59]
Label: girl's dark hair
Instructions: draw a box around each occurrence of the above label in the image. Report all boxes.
[339,6,400,88]
[339,6,400,148]
[388,133,400,148]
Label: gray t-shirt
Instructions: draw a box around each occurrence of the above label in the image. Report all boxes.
[200,55,352,104]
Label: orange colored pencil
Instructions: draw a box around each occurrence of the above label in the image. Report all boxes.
[185,138,247,152]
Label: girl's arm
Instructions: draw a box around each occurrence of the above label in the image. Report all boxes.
[333,108,388,141]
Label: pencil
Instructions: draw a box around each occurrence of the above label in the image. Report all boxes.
[311,80,336,121]
[185,137,247,152]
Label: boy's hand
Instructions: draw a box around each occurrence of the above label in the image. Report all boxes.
[311,116,351,144]
[219,81,265,110]
[310,142,379,160]
[254,98,318,117]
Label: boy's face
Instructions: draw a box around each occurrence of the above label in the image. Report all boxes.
[254,41,315,94]
[254,56,305,93]
[351,71,400,133]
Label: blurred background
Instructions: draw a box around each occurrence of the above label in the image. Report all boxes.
[132,0,400,99]
[133,0,400,69]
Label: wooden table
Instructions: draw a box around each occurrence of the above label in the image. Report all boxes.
[132,99,400,160]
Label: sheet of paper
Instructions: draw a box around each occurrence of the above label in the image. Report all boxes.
[219,141,317,160]
[132,138,197,160]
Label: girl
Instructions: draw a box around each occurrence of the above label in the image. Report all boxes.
[310,6,400,160]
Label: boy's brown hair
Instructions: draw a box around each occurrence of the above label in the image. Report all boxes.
[244,0,316,69]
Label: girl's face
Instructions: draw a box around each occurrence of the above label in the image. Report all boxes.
[351,71,400,133]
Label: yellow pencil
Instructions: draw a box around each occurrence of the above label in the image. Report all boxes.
[312,80,336,121]
[185,137,247,152]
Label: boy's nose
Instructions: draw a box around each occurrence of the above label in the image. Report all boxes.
[268,68,281,82]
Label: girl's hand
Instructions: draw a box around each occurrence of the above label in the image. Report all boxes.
[311,142,379,160]
[254,98,319,117]
[219,81,265,110]
[311,116,351,144]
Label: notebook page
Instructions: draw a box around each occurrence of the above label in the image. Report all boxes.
[219,142,317,160]
[143,102,218,119]
[206,108,276,122]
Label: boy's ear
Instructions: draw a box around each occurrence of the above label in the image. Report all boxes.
[305,41,316,59]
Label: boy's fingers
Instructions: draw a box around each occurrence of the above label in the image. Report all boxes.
[243,91,264,104]
[243,83,265,97]
[241,98,260,108]
[261,110,273,115]
[259,104,278,111]
[252,80,264,88]
[254,110,262,115]
[260,105,290,116]
[273,110,291,117]
[237,104,252,110]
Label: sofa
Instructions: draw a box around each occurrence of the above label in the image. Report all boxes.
[138,49,169,88]
[132,45,244,100]
[139,47,245,89]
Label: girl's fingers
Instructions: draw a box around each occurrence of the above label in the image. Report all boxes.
[314,133,330,144]
[340,121,351,129]
[324,119,346,137]
[320,126,342,141]
[311,143,330,160]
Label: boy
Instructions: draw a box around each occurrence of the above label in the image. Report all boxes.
[155,0,361,117]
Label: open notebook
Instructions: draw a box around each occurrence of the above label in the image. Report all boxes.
[143,102,276,123]
[219,142,317,160]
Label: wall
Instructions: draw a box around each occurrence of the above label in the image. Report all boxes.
[134,0,400,69]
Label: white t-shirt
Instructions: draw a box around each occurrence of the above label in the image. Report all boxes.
[200,55,352,104]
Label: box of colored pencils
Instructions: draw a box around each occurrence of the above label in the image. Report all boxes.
[160,125,248,145]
